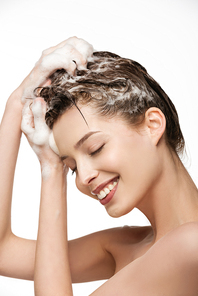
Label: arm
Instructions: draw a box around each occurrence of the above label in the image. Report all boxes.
[22,97,74,295]
[0,37,115,284]
[27,98,114,295]
[34,157,72,295]
[0,93,37,279]
[0,88,113,284]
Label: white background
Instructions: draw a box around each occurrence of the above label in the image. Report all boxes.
[0,0,198,295]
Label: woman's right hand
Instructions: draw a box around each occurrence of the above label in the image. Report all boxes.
[7,37,93,110]
[19,36,94,103]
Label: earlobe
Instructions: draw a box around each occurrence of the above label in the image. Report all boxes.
[145,107,166,146]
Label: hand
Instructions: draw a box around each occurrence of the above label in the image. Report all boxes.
[21,97,66,179]
[20,36,94,103]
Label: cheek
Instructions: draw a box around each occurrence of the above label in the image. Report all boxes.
[121,145,161,199]
[96,144,122,172]
[112,137,158,186]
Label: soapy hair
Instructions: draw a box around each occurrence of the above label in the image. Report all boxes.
[39,51,185,155]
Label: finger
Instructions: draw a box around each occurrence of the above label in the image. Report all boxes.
[31,98,50,146]
[66,47,87,70]
[40,78,51,87]
[21,101,34,138]
[43,44,86,74]
[22,51,75,102]
[66,37,94,65]
[21,37,93,103]
[41,38,70,56]
[31,98,47,129]
[40,50,77,76]
[42,37,93,71]
[54,45,86,71]
[42,36,80,56]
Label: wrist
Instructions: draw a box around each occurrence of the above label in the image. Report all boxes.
[41,161,68,181]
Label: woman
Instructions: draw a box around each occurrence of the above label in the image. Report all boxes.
[1,37,198,295]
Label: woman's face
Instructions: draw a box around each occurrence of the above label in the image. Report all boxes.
[53,105,162,218]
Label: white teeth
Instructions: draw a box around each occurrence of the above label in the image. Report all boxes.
[97,180,118,200]
[108,184,114,190]
[99,191,106,199]
[104,188,110,195]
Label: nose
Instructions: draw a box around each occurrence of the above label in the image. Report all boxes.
[77,163,99,187]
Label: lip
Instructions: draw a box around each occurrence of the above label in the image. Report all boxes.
[99,181,118,205]
[91,176,119,196]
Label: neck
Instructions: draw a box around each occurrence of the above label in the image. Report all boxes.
[137,149,198,242]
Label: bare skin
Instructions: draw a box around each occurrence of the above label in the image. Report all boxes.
[1,37,198,295]
[52,104,198,295]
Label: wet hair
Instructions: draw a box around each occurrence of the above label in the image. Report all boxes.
[39,51,185,155]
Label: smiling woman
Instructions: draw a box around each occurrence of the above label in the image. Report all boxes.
[36,43,198,295]
[40,51,186,218]
[1,37,198,296]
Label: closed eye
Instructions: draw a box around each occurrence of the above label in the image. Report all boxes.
[71,144,105,175]
[90,144,105,156]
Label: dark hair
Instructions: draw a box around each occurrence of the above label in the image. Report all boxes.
[39,51,185,155]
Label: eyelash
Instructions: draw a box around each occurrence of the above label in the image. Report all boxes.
[71,168,77,175]
[71,144,105,175]
[90,144,105,156]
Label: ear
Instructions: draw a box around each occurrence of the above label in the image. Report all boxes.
[144,107,166,146]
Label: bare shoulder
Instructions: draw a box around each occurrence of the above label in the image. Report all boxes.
[97,224,153,254]
[98,221,198,266]
[90,223,198,296]
[68,224,152,283]
[162,222,198,263]
[97,225,154,273]
[99,224,153,243]
[143,222,198,272]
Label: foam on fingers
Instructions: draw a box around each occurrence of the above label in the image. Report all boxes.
[21,99,50,146]
[21,99,63,181]
[31,97,47,121]
[21,37,94,103]
[21,101,34,138]
[31,99,51,146]
[40,51,76,76]
[66,37,94,59]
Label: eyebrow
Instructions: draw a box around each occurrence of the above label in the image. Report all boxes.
[74,131,101,149]
[60,131,101,161]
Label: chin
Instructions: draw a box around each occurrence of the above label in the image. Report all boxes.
[106,204,132,218]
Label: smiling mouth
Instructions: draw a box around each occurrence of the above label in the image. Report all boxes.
[97,179,118,200]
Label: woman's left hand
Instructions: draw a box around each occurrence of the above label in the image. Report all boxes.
[21,96,65,178]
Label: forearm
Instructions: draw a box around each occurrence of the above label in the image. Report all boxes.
[0,93,37,280]
[0,92,22,241]
[34,164,73,296]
